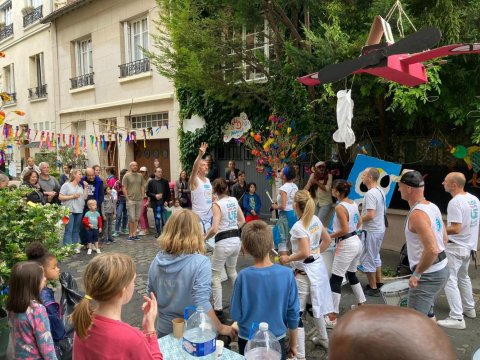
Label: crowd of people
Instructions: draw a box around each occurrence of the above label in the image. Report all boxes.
[3,148,476,359]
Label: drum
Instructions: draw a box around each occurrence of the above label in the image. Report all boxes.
[380,279,409,307]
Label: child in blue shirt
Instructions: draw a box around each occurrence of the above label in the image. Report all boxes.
[230,220,299,360]
[82,199,103,255]
[242,182,262,223]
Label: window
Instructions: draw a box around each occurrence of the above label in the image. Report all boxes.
[39,121,44,131]
[3,63,15,95]
[28,53,46,99]
[224,20,273,82]
[44,121,49,131]
[23,0,42,27]
[124,17,148,63]
[33,122,37,131]
[75,38,93,76]
[29,0,42,7]
[99,118,117,132]
[2,2,12,25]
[131,112,168,129]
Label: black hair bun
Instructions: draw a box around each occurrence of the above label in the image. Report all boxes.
[26,241,47,261]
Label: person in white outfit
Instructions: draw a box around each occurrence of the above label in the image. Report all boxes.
[190,142,213,233]
[326,180,366,328]
[204,178,245,323]
[279,190,333,357]
[437,172,479,329]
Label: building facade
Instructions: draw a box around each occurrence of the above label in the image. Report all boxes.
[0,0,181,180]
[42,0,181,180]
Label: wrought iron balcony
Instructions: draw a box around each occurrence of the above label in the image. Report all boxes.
[28,84,47,100]
[3,92,16,105]
[70,73,94,89]
[23,5,43,28]
[119,58,150,78]
[0,24,13,41]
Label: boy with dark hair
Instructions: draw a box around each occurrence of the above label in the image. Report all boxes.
[230,220,299,359]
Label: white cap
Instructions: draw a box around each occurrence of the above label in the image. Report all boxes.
[259,322,269,331]
[315,161,325,168]
[139,166,148,172]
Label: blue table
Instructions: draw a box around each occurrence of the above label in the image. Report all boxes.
[158,334,245,359]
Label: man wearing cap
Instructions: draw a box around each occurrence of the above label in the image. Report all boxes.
[396,170,449,318]
[304,161,333,224]
[437,172,479,329]
[359,167,387,297]
[122,161,145,241]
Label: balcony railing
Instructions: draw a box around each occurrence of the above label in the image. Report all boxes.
[119,58,150,78]
[3,92,16,105]
[70,73,94,89]
[23,5,43,28]
[28,84,47,100]
[0,24,13,41]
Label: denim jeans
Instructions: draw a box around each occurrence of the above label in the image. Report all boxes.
[153,204,165,234]
[408,265,449,317]
[63,213,83,246]
[115,198,128,232]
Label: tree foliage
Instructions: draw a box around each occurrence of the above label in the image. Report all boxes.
[150,0,480,163]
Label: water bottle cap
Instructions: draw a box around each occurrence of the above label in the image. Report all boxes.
[259,322,268,331]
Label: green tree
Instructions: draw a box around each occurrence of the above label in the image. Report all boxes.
[150,0,480,163]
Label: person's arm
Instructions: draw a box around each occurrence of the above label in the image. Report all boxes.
[446,201,463,235]
[286,272,299,358]
[446,223,462,235]
[254,194,262,214]
[237,204,245,228]
[204,203,221,240]
[280,236,310,264]
[164,180,171,203]
[303,174,315,191]
[82,216,90,229]
[408,210,440,288]
[190,142,208,190]
[361,192,376,223]
[362,209,376,223]
[272,190,287,210]
[319,226,332,253]
[174,181,180,199]
[146,180,156,200]
[242,194,249,214]
[330,205,349,238]
[98,215,103,232]
[122,176,129,199]
[32,305,57,359]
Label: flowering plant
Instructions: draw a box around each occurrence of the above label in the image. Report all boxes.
[240,115,314,179]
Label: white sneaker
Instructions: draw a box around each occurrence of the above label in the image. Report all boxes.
[96,248,101,254]
[324,316,337,329]
[75,247,81,254]
[87,248,92,255]
[138,230,146,236]
[464,309,477,319]
[437,317,466,330]
[311,336,329,349]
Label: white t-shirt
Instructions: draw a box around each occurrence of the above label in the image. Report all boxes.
[447,193,480,251]
[191,177,212,223]
[405,202,447,273]
[361,187,385,233]
[290,215,323,270]
[60,182,85,214]
[277,182,298,211]
[333,201,360,233]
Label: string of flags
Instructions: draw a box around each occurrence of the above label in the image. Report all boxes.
[1,122,170,154]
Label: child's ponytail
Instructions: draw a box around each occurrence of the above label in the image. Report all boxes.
[70,253,136,339]
[71,296,95,339]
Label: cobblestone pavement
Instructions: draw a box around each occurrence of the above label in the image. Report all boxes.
[59,231,480,360]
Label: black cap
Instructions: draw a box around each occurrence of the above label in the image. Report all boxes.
[393,170,424,188]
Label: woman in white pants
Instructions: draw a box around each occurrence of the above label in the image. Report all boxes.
[279,190,333,358]
[204,178,245,322]
[327,180,366,327]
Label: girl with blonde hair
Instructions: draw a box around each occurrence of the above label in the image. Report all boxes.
[279,190,333,358]
[147,209,236,339]
[72,253,162,359]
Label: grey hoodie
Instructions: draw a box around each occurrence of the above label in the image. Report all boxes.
[147,251,212,336]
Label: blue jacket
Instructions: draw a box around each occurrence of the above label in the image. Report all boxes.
[81,175,104,207]
[242,192,262,216]
[40,287,66,343]
[147,251,212,336]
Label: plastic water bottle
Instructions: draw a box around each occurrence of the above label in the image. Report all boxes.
[245,322,282,360]
[182,306,216,359]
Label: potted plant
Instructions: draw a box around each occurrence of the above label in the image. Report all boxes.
[0,187,73,357]
[21,6,34,16]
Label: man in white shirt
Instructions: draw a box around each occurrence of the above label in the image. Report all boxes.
[360,167,386,297]
[437,172,479,329]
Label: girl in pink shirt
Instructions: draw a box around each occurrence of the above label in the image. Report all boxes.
[7,261,57,359]
[71,253,162,360]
